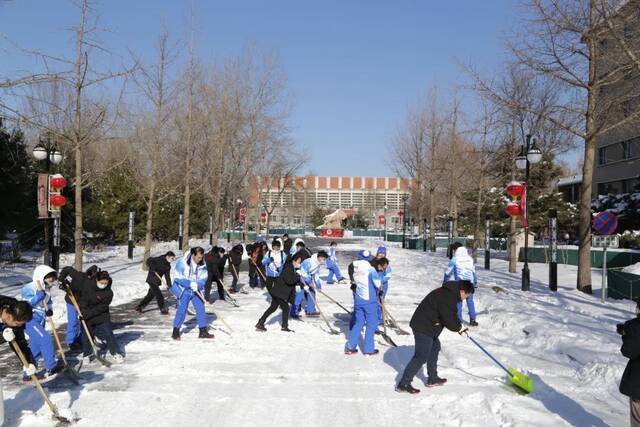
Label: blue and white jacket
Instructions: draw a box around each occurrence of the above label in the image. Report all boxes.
[262,249,287,278]
[352,260,382,306]
[21,265,56,324]
[170,251,208,298]
[298,254,324,289]
[443,247,477,286]
[326,246,338,262]
[379,265,392,297]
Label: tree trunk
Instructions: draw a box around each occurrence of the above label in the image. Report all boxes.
[429,188,436,250]
[73,145,83,270]
[142,183,156,270]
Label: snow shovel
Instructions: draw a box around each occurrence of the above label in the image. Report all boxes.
[194,290,234,333]
[230,263,248,294]
[379,298,410,335]
[36,281,81,384]
[468,336,534,394]
[64,287,111,368]
[318,289,351,315]
[377,297,398,347]
[306,285,340,335]
[11,341,75,424]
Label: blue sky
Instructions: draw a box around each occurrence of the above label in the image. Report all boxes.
[1,0,521,176]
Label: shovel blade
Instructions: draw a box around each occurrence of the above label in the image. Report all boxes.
[507,367,534,394]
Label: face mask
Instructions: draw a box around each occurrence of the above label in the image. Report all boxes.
[45,280,58,290]
[97,282,108,290]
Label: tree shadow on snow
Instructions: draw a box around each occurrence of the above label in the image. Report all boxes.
[529,373,609,427]
[382,345,428,386]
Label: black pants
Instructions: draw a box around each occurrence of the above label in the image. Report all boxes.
[204,279,226,302]
[82,321,122,357]
[139,282,165,310]
[258,297,289,329]
[231,265,240,290]
[400,331,441,386]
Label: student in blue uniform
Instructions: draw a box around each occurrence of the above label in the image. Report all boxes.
[345,256,389,355]
[325,241,345,284]
[443,246,478,326]
[262,239,287,291]
[374,246,393,329]
[20,265,63,378]
[170,247,213,340]
[290,251,328,318]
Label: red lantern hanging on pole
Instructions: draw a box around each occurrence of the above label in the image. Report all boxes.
[505,201,522,217]
[506,181,524,199]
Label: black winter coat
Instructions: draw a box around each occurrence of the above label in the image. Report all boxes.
[620,317,640,399]
[294,247,312,262]
[270,261,299,303]
[229,245,243,266]
[59,266,94,305]
[146,256,172,287]
[283,238,293,255]
[0,295,35,364]
[410,281,462,338]
[79,280,113,326]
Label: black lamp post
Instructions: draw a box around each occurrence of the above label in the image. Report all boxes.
[515,134,542,291]
[32,135,63,268]
[401,194,409,248]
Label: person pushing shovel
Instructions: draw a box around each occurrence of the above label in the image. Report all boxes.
[396,280,475,394]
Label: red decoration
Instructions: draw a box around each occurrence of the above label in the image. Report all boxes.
[50,194,66,208]
[398,211,404,217]
[378,214,386,225]
[50,175,67,189]
[506,181,524,198]
[505,201,522,217]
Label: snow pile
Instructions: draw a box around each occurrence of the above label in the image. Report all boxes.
[622,262,640,276]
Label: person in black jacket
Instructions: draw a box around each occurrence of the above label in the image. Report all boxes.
[59,264,101,348]
[0,296,37,378]
[78,271,124,363]
[204,247,229,302]
[618,301,640,426]
[396,280,474,394]
[282,234,293,255]
[255,253,304,332]
[228,244,244,293]
[135,251,175,315]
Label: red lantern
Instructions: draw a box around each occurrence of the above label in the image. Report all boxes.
[378,214,385,225]
[50,175,67,189]
[50,194,66,208]
[505,201,522,217]
[506,181,524,198]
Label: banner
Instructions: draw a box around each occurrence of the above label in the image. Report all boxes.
[521,183,528,228]
[37,173,49,218]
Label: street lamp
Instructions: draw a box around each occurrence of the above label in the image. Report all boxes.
[32,135,63,269]
[515,134,542,291]
[383,204,387,241]
[401,194,409,249]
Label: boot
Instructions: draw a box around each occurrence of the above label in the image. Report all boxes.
[255,321,267,332]
[171,327,181,341]
[134,305,143,314]
[469,319,478,327]
[395,383,420,394]
[160,308,169,315]
[281,326,294,333]
[198,327,214,339]
[426,377,447,387]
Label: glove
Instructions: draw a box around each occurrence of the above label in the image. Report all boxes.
[23,363,36,377]
[350,282,357,292]
[45,309,53,317]
[190,281,198,292]
[378,289,385,298]
[458,327,469,337]
[2,328,15,342]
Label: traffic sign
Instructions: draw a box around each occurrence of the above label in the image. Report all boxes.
[593,211,618,235]
[592,234,619,248]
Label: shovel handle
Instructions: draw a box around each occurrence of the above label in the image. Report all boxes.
[468,336,513,377]
[36,281,67,365]
[194,290,234,333]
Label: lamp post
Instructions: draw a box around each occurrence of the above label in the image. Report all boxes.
[32,135,63,268]
[401,194,409,249]
[515,134,542,291]
[383,204,387,241]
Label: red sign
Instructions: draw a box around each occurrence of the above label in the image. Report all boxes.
[398,211,404,217]
[238,207,247,223]
[593,211,618,235]
[378,214,386,225]
[320,228,344,238]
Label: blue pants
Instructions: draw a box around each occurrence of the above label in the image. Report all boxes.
[290,287,317,316]
[346,303,378,353]
[173,291,208,329]
[66,302,82,346]
[457,293,476,321]
[326,259,343,284]
[25,317,57,370]
[400,332,441,385]
[82,321,122,357]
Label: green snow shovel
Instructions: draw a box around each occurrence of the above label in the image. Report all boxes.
[468,336,534,394]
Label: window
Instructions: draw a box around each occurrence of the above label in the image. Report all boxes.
[598,146,607,165]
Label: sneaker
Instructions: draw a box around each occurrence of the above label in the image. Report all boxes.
[469,320,478,327]
[160,308,169,315]
[395,383,421,394]
[198,327,214,339]
[281,327,294,332]
[227,288,237,294]
[326,281,335,285]
[290,315,301,320]
[255,322,267,332]
[426,377,447,387]
[134,305,143,314]
[171,327,181,341]
[306,312,320,317]
[46,360,65,377]
[363,349,380,356]
[112,354,125,364]
[344,347,358,355]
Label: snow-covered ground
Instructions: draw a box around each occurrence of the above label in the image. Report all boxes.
[0,239,635,426]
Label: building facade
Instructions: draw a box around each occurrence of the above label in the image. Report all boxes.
[249,176,413,229]
[592,0,640,196]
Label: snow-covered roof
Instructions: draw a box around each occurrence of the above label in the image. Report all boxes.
[557,175,583,187]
